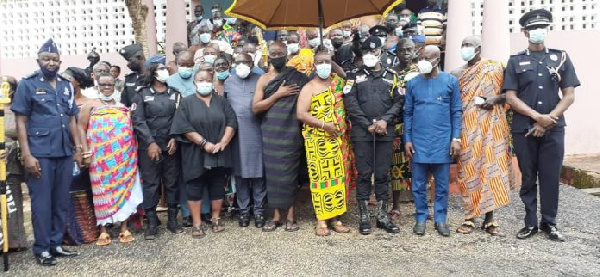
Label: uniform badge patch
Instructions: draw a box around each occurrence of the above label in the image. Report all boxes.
[519,61,531,66]
[343,80,355,94]
[144,96,155,102]
[63,88,70,96]
[550,54,558,61]
[170,94,176,100]
[35,88,46,94]
[356,75,367,83]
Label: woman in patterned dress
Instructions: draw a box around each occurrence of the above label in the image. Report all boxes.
[79,73,143,246]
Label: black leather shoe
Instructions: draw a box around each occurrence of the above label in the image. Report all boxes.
[255,214,265,228]
[413,222,426,235]
[375,200,400,233]
[516,226,538,239]
[35,252,57,266]
[239,214,250,227]
[434,222,450,237]
[50,246,79,258]
[182,216,193,227]
[540,224,565,242]
[358,200,372,235]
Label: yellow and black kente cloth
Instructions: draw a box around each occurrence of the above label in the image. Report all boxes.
[302,75,355,220]
[391,64,419,192]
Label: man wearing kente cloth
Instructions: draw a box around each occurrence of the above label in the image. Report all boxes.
[297,50,354,237]
[252,42,309,232]
[451,36,513,236]
[389,38,420,218]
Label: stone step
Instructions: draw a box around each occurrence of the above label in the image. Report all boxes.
[561,154,600,189]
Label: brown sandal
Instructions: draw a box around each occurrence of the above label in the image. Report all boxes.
[118,230,135,243]
[211,218,225,233]
[191,226,206,239]
[482,221,500,236]
[95,232,112,246]
[285,220,300,232]
[330,220,351,233]
[262,221,282,232]
[456,220,476,234]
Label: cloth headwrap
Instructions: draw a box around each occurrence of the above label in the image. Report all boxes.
[38,38,60,54]
[145,54,166,67]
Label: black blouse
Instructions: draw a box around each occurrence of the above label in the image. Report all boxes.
[170,92,238,182]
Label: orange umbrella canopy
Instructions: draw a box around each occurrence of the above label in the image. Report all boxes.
[225,0,404,30]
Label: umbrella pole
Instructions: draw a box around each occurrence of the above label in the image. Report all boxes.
[318,0,325,47]
[0,79,10,272]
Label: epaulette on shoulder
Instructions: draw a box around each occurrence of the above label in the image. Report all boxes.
[515,50,527,55]
[23,71,39,80]
[136,85,149,93]
[386,68,398,75]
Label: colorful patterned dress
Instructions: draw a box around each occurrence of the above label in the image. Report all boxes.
[302,75,356,220]
[87,104,143,226]
[391,64,419,192]
[457,60,513,219]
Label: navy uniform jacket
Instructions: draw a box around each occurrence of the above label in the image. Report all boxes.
[11,71,78,158]
[343,67,403,142]
[132,86,180,152]
[502,48,580,133]
[121,72,144,108]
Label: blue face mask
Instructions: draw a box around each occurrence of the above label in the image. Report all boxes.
[216,70,230,80]
[196,16,203,23]
[178,67,194,79]
[395,28,403,37]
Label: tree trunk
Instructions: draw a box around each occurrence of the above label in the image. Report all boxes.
[125,0,150,58]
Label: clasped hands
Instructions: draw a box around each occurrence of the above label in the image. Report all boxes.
[368,120,388,136]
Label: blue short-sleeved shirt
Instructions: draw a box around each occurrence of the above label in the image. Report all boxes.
[11,71,79,158]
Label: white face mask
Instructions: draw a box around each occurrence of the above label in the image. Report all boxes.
[235,64,251,79]
[309,38,321,48]
[315,63,332,79]
[99,92,115,102]
[379,37,387,46]
[362,54,379,68]
[528,28,548,44]
[460,47,477,62]
[343,30,351,38]
[156,69,170,83]
[204,54,217,65]
[195,81,213,96]
[199,33,212,44]
[417,60,433,74]
[287,43,300,55]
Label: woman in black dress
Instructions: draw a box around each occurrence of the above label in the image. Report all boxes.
[170,69,238,238]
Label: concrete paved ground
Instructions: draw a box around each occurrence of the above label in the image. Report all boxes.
[5,185,600,276]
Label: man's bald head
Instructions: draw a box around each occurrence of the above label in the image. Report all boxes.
[176,51,195,67]
[306,29,319,40]
[423,45,441,59]
[268,41,287,58]
[462,36,482,48]
[173,42,187,56]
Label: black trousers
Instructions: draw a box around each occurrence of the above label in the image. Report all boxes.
[187,167,227,201]
[138,150,180,210]
[513,130,564,227]
[353,140,394,202]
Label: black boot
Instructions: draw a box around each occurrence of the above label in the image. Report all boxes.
[144,210,159,240]
[167,204,183,234]
[358,200,372,235]
[239,213,250,227]
[375,200,400,233]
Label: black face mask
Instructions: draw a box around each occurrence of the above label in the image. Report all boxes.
[269,56,287,71]
[386,23,396,33]
[127,61,141,72]
[331,38,344,49]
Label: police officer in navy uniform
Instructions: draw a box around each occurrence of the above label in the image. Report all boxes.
[120,43,146,108]
[503,9,580,242]
[12,39,83,266]
[344,36,403,235]
[369,25,397,69]
[132,58,183,240]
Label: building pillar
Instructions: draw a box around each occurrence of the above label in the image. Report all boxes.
[143,0,158,56]
[481,0,510,62]
[166,0,188,62]
[444,0,472,71]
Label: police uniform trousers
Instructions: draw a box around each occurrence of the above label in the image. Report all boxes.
[411,162,450,223]
[353,141,393,202]
[26,156,73,254]
[513,130,564,227]
[138,150,180,210]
